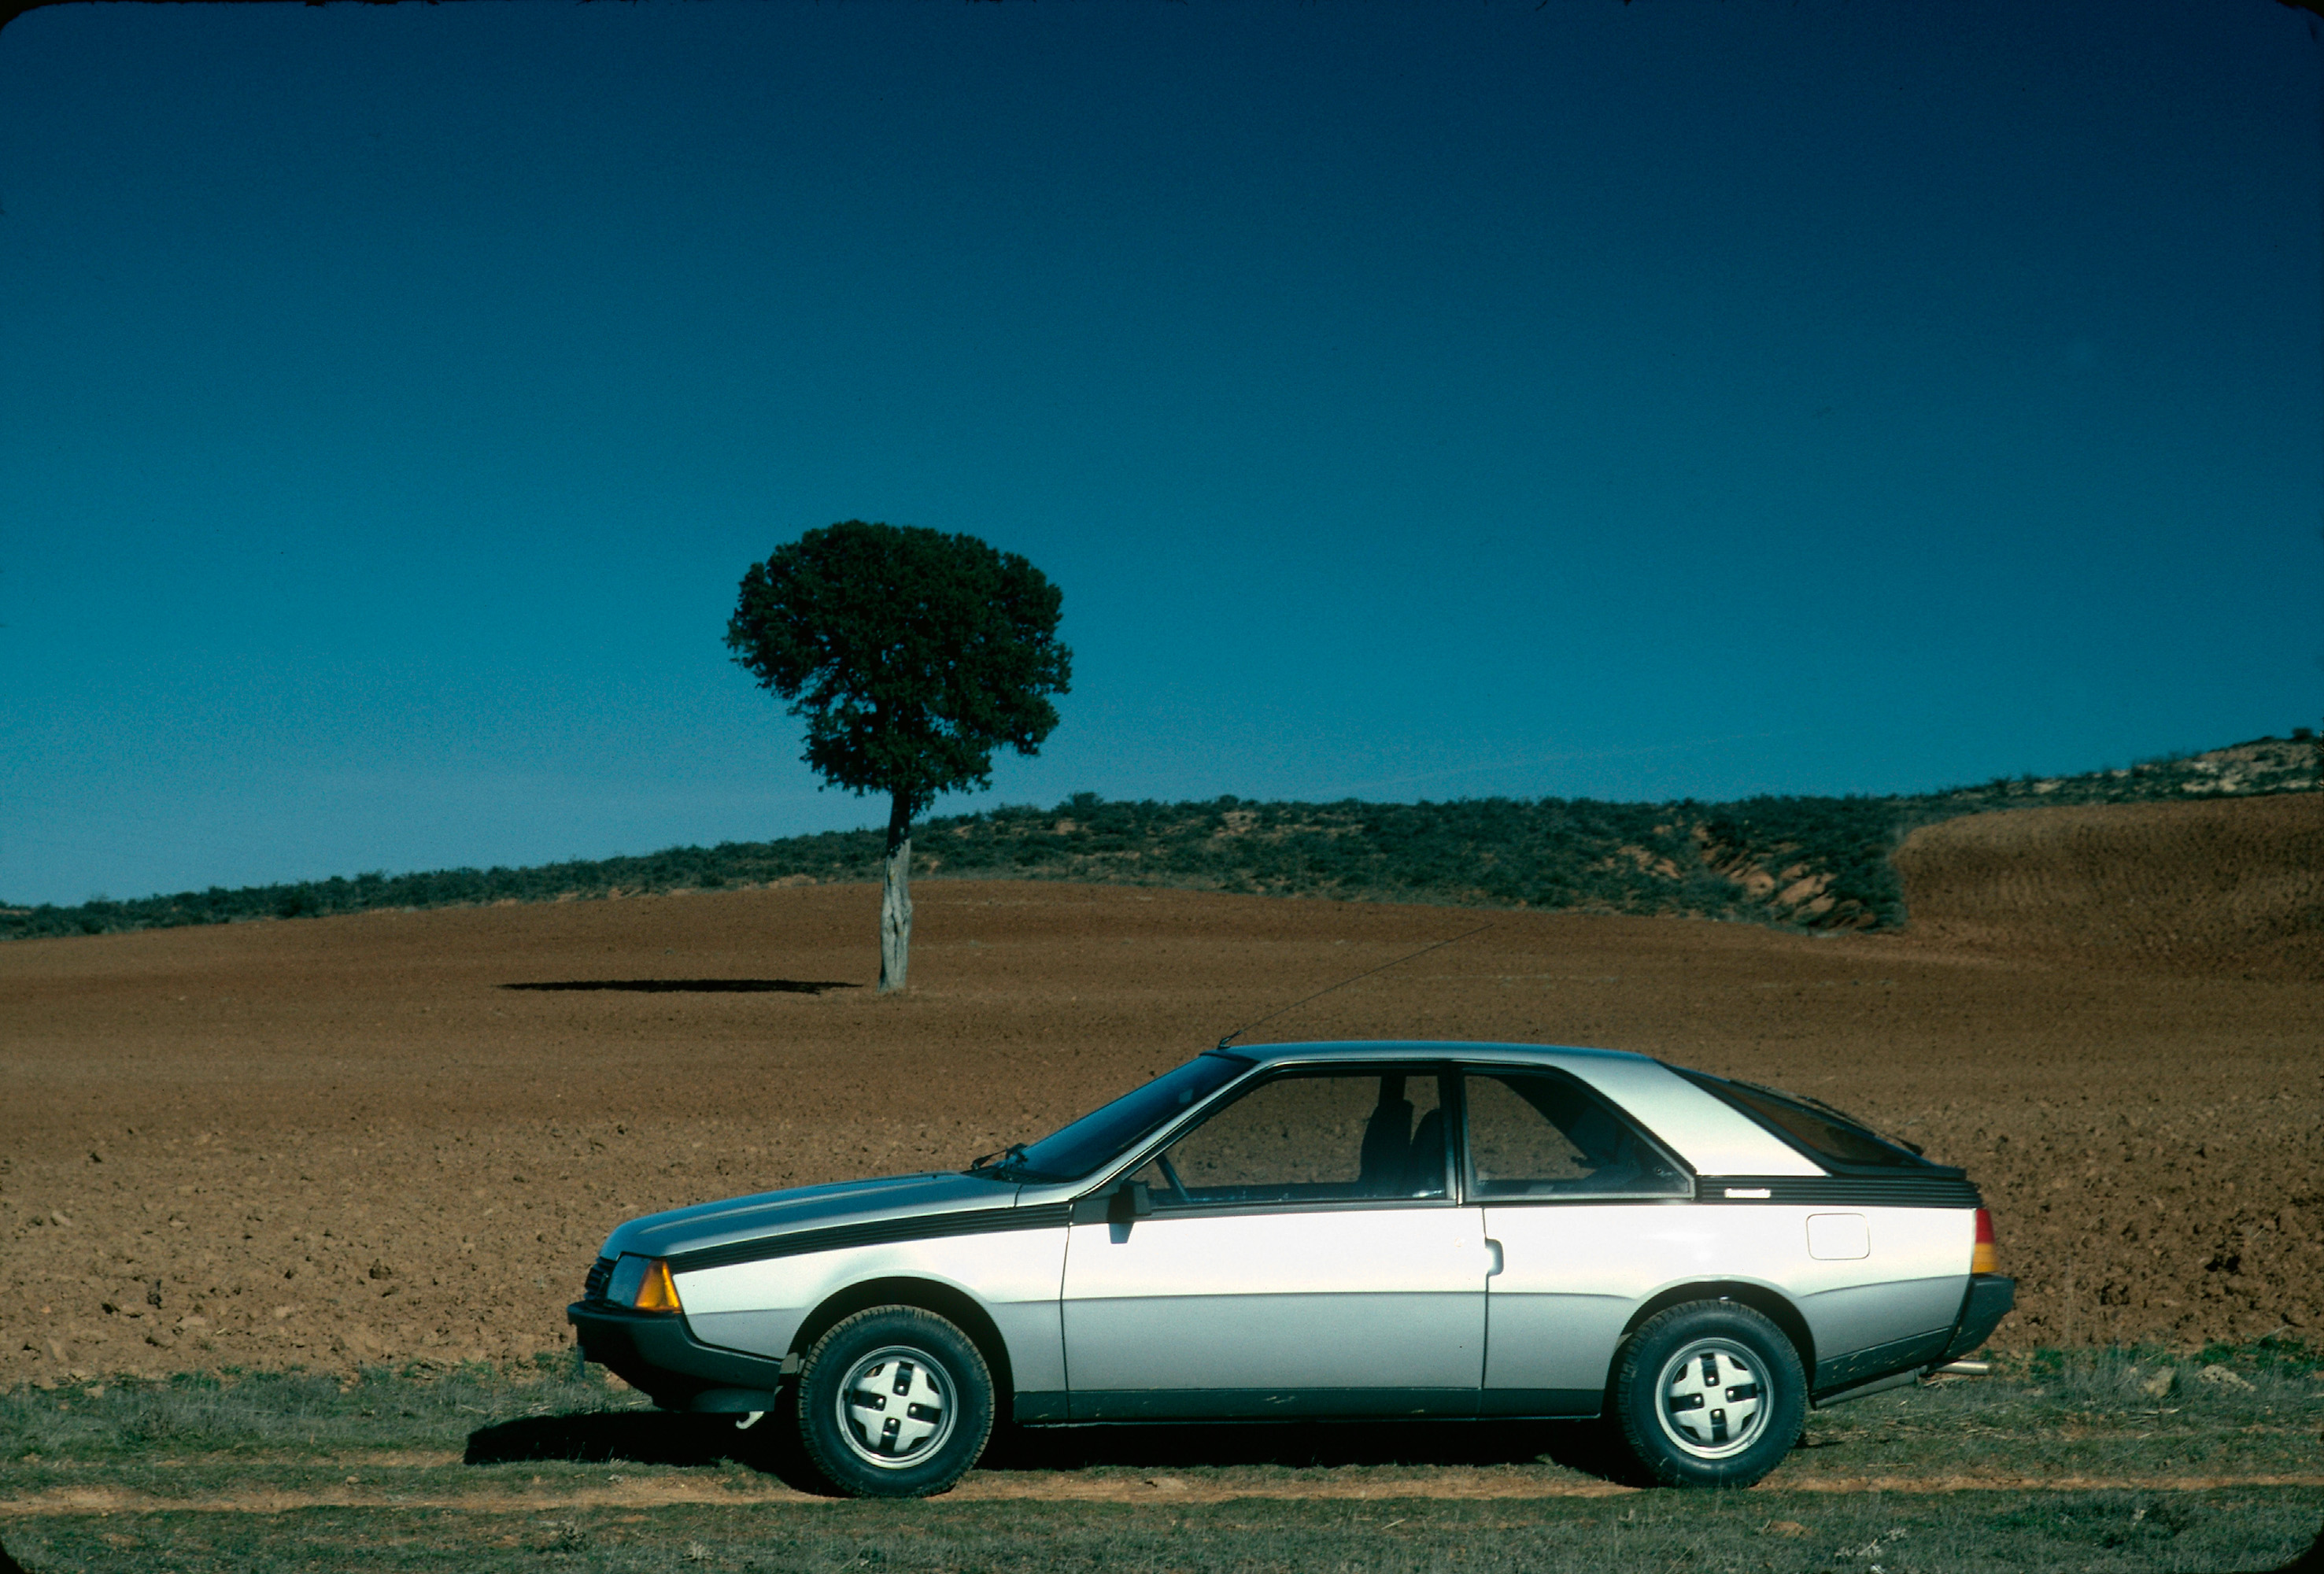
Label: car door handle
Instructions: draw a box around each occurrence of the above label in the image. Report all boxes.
[1485,1238,1503,1277]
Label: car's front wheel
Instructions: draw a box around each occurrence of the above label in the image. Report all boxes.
[1610,1299,1805,1488]
[795,1306,995,1498]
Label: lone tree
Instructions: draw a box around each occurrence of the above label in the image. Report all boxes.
[726,521,1071,992]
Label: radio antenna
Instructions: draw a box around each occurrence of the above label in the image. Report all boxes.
[1215,921,1496,1052]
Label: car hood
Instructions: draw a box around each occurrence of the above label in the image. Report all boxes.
[600,1171,1022,1262]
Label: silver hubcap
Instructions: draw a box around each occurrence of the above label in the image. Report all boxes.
[1654,1338,1771,1459]
[835,1345,957,1469]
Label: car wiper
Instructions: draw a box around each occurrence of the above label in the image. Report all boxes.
[970,1143,1077,1184]
[966,1142,1030,1175]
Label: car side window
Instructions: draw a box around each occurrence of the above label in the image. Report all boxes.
[1132,1069,1450,1208]
[1464,1071,1690,1199]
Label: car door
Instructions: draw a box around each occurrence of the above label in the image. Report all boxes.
[1060,1065,1491,1420]
[1462,1067,1698,1416]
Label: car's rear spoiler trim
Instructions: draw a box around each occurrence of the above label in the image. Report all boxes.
[1693,1174,1982,1207]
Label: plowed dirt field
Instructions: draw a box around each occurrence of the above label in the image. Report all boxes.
[2,795,2318,1384]
[1894,793,2324,979]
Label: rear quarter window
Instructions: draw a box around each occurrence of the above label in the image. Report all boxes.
[1675,1070,1928,1171]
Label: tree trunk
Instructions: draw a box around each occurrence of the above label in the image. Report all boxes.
[878,790,913,994]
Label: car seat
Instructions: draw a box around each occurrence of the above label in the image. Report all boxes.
[1402,1107,1447,1196]
[1358,1075,1414,1196]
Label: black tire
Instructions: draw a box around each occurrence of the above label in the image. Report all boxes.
[794,1306,994,1498]
[1610,1299,1806,1489]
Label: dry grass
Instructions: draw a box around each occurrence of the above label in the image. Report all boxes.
[1895,794,2324,979]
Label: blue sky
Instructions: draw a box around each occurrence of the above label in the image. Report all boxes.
[2,0,2317,907]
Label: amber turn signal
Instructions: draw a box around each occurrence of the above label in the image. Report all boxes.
[632,1258,683,1314]
[607,1252,685,1314]
[1971,1207,1998,1275]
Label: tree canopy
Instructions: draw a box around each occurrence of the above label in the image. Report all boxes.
[725,520,1073,818]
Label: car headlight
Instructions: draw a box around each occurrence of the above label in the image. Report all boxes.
[604,1254,684,1314]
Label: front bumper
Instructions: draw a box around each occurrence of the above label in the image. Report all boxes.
[567,1301,788,1410]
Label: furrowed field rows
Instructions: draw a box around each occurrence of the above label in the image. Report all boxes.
[4,873,2318,1382]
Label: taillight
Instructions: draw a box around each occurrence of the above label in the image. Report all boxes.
[1971,1208,1997,1275]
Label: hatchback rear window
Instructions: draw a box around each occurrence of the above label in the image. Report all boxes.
[1675,1070,1927,1171]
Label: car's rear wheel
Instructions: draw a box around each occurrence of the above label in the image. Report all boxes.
[795,1306,994,1498]
[1611,1300,1805,1488]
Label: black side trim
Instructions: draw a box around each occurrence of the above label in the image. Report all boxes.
[1694,1174,1982,1208]
[1810,1368,1921,1409]
[1013,1390,1070,1424]
[1812,1327,1953,1395]
[1070,1387,1482,1422]
[1479,1387,1601,1420]
[1113,1197,1464,1224]
[567,1302,788,1409]
[1468,1193,1697,1209]
[665,1202,1073,1274]
[1943,1275,2015,1358]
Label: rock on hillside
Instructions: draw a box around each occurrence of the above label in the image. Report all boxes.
[1923,733,2320,814]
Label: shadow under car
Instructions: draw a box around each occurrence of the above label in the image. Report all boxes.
[464,1409,1637,1490]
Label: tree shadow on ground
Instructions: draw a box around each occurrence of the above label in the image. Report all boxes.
[500,979,859,994]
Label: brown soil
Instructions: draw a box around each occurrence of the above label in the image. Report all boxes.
[2,797,2318,1384]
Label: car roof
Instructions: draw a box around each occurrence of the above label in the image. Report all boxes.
[1220,1039,1820,1177]
[1229,1039,1650,1069]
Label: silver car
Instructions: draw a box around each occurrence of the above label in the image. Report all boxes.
[567,1041,2013,1496]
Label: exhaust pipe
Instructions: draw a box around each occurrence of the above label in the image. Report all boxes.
[1931,1359,1993,1377]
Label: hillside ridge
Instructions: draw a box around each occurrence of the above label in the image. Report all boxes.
[6,731,2316,944]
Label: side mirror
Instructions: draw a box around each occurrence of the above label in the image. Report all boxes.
[1107,1180,1153,1225]
[1071,1178,1157,1226]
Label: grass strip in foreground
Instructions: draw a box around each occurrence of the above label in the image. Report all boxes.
[2,1347,2319,1570]
[5,1491,2322,1574]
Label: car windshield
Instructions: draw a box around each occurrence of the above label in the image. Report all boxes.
[973,1051,1252,1182]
